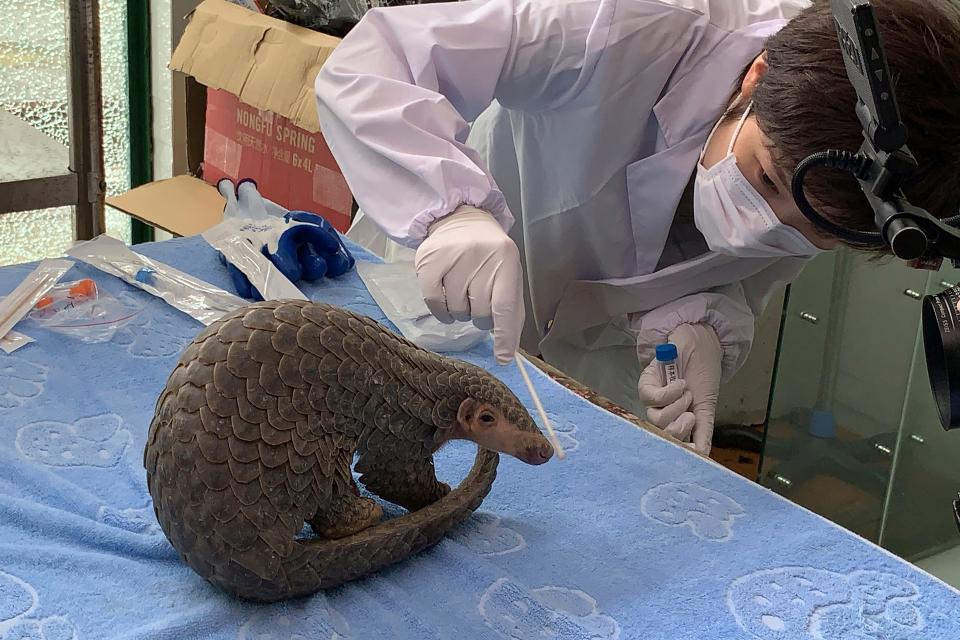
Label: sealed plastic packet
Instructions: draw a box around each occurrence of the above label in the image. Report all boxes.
[27,279,143,343]
[202,220,308,301]
[356,260,487,352]
[0,258,74,353]
[66,235,246,326]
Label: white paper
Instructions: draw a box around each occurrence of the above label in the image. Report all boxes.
[1,330,35,354]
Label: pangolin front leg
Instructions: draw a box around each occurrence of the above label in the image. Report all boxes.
[308,450,383,539]
[357,452,451,512]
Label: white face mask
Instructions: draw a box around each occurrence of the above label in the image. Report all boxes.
[693,100,823,258]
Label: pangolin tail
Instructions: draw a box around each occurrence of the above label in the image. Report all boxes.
[234,448,499,602]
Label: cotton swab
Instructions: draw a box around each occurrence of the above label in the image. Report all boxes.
[514,353,566,460]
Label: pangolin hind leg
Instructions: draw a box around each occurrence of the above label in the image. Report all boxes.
[308,450,383,539]
[356,451,451,512]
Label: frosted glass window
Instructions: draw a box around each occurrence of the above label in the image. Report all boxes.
[0,0,132,267]
[151,0,173,182]
[100,0,133,242]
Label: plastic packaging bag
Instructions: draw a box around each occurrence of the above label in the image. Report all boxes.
[223,0,263,10]
[261,0,420,37]
[66,235,246,326]
[346,208,416,263]
[203,221,308,301]
[356,260,487,352]
[0,258,73,352]
[210,179,355,300]
[27,279,143,343]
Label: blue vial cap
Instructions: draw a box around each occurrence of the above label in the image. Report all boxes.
[135,268,155,284]
[655,343,678,362]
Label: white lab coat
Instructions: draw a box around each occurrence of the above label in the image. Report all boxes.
[315,0,811,414]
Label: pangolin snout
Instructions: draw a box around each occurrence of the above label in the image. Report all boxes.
[520,439,554,465]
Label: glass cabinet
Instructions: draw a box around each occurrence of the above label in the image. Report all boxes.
[762,248,960,586]
[881,263,960,583]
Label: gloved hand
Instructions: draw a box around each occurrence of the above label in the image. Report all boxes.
[215,179,355,300]
[414,205,524,365]
[638,323,722,454]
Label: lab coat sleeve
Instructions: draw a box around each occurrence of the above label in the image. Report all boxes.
[314,0,617,247]
[634,258,809,382]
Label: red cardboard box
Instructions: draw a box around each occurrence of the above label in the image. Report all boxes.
[203,89,352,231]
[107,0,353,236]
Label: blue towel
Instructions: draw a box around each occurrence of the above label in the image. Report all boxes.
[0,236,958,640]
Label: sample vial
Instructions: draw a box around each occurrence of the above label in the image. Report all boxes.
[656,343,680,385]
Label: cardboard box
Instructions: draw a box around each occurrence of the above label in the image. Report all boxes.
[105,175,229,237]
[201,89,353,226]
[107,0,352,235]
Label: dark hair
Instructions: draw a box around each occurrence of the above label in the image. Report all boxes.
[752,0,960,251]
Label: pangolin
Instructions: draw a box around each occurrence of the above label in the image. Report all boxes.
[144,300,553,602]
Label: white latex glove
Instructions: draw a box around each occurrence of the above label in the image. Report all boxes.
[215,180,330,254]
[638,323,722,454]
[414,206,524,364]
[218,178,288,220]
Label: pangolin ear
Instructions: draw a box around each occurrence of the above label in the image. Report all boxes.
[455,398,479,428]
